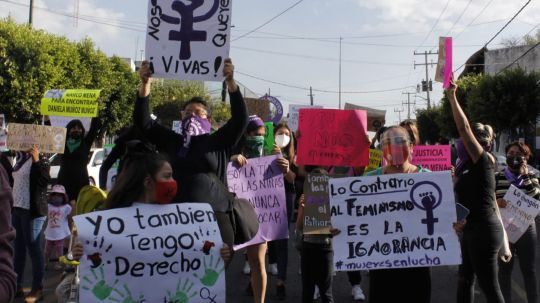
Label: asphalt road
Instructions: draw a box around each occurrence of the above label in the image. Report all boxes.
[13,222,537,303]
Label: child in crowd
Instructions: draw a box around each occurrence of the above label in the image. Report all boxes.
[44,185,72,270]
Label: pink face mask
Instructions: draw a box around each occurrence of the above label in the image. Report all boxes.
[382,136,410,166]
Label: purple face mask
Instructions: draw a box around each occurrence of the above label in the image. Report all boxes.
[181,115,211,150]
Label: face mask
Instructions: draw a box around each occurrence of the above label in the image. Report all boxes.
[49,195,65,207]
[383,144,410,166]
[275,134,291,148]
[155,179,178,204]
[245,136,265,158]
[506,156,524,170]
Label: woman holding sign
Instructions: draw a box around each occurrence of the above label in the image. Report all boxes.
[365,125,432,303]
[448,81,505,303]
[495,141,539,303]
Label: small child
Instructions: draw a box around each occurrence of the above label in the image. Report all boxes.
[44,185,72,270]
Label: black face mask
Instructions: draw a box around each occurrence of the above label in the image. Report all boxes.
[506,156,525,169]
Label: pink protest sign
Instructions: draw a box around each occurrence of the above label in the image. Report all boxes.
[411,145,451,171]
[435,37,453,88]
[296,109,369,167]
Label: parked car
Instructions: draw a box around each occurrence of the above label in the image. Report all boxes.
[48,148,104,188]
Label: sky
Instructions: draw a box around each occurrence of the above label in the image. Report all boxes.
[1,0,539,125]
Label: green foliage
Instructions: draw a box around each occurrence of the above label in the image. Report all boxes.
[416,106,442,144]
[0,18,138,137]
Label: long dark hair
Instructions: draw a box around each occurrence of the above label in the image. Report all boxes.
[274,122,295,160]
[105,141,169,209]
[66,119,85,138]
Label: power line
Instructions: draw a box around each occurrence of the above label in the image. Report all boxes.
[444,0,473,36]
[235,70,414,94]
[497,41,540,74]
[453,0,495,40]
[231,0,305,42]
[483,0,532,48]
[415,0,452,51]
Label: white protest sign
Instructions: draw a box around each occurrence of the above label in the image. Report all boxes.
[500,185,540,243]
[106,168,118,192]
[287,104,323,132]
[146,0,232,81]
[329,171,461,271]
[172,120,182,134]
[0,114,6,151]
[73,203,225,303]
[49,116,91,134]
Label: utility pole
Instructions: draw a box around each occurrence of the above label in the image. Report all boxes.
[414,50,438,109]
[28,0,34,26]
[402,92,416,121]
[338,36,343,109]
[308,86,314,105]
[394,107,404,123]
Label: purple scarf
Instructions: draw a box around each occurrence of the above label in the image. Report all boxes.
[503,167,525,188]
[455,139,469,174]
[177,115,212,157]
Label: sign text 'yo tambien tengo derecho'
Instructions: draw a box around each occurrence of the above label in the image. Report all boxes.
[73,203,225,303]
[146,0,232,81]
[329,171,461,271]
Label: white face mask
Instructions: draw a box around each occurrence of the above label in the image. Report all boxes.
[275,134,291,148]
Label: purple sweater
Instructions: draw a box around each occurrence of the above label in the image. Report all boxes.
[0,165,16,302]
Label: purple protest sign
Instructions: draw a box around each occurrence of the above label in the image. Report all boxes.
[260,95,283,124]
[227,155,288,250]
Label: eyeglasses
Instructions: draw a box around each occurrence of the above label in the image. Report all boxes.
[182,108,208,119]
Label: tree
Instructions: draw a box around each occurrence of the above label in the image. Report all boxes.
[416,106,443,144]
[0,18,138,139]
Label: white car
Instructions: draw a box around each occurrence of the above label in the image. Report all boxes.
[48,148,104,188]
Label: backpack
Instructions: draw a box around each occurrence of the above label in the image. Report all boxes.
[75,185,107,215]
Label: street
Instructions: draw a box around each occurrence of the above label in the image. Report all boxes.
[13,222,538,303]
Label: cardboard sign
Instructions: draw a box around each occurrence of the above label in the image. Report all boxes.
[411,145,451,171]
[264,122,274,155]
[226,155,288,250]
[49,116,92,133]
[41,89,101,117]
[329,171,461,271]
[500,185,540,243]
[303,173,332,235]
[7,123,66,154]
[244,98,270,122]
[0,114,6,151]
[145,0,232,81]
[365,149,383,173]
[435,37,453,89]
[296,109,369,167]
[344,103,386,132]
[73,203,225,303]
[288,104,323,132]
[172,120,182,134]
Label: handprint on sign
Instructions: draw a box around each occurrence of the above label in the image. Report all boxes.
[160,0,220,60]
[193,255,224,287]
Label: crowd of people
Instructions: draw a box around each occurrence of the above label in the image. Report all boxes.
[0,59,538,303]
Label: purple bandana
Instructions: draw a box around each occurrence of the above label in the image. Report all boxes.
[178,115,211,157]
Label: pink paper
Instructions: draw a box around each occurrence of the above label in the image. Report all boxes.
[443,38,453,89]
[296,109,369,167]
[411,145,451,171]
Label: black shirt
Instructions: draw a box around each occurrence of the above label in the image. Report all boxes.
[455,152,497,222]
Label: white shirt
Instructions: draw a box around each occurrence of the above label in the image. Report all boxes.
[44,204,72,241]
[12,159,32,210]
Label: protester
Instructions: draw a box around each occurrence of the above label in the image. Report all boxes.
[448,81,505,303]
[267,122,297,300]
[11,148,50,302]
[134,59,251,249]
[57,118,100,202]
[364,125,431,302]
[0,164,16,302]
[231,115,291,303]
[495,141,539,303]
[400,120,421,145]
[296,166,339,303]
[44,184,72,271]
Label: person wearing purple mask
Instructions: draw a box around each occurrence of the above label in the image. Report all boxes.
[448,82,505,303]
[134,59,251,252]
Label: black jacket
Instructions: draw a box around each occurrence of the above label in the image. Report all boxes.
[133,89,248,205]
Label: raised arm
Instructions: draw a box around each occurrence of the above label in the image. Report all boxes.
[447,82,484,164]
[208,58,248,150]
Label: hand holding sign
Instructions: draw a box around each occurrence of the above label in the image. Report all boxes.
[223,58,238,93]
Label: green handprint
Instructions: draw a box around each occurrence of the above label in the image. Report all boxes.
[167,278,197,303]
[108,284,145,303]
[193,255,224,287]
[81,266,119,301]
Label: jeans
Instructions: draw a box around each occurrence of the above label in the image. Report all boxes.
[499,222,537,303]
[457,219,504,303]
[12,208,45,290]
[301,241,333,303]
[268,190,295,281]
